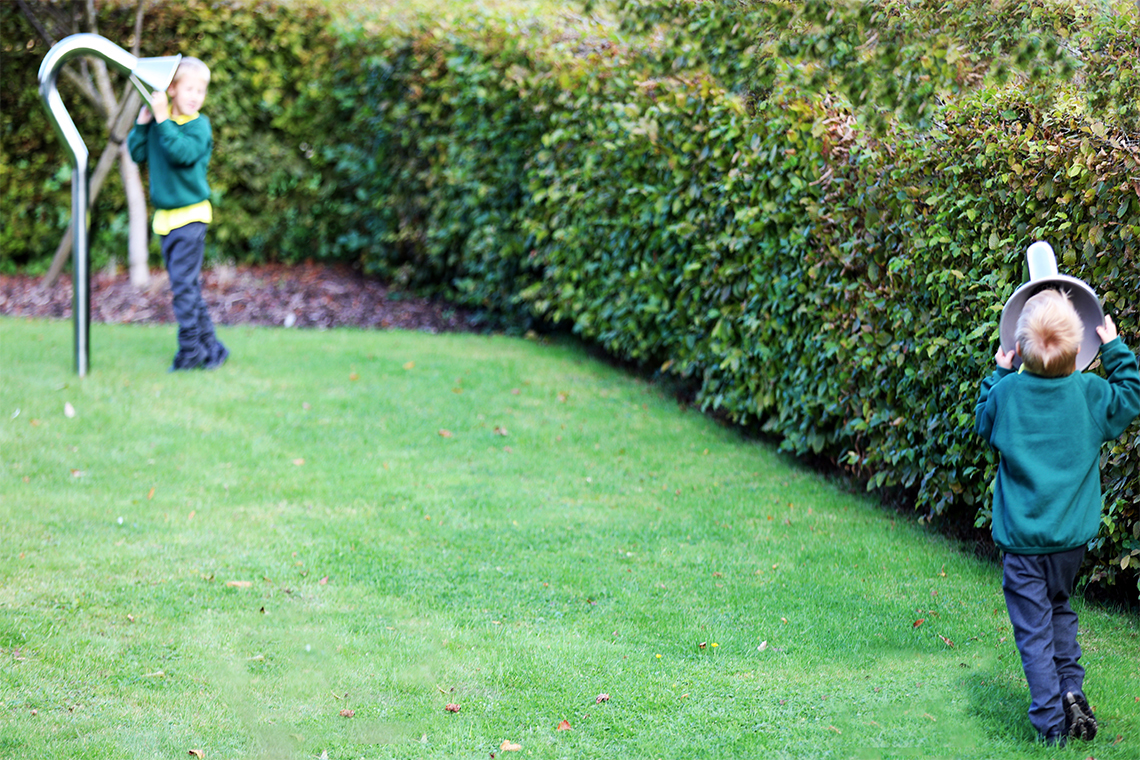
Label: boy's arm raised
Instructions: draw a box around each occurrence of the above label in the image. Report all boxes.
[975,352,1015,443]
[126,121,148,164]
[1094,327,1140,440]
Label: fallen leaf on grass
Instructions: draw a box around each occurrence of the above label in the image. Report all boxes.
[339,708,355,718]
[188,751,205,758]
[349,372,359,381]
[1113,734,1123,745]
[758,641,768,652]
[438,429,453,438]
[556,719,572,731]
[147,487,155,500]
[493,426,508,436]
[596,693,610,703]
[827,725,842,734]
[938,634,955,648]
[403,361,415,370]
[64,402,76,418]
[445,703,461,713]
[500,740,522,751]
[319,576,329,585]
[913,619,925,628]
[226,580,253,588]
[293,458,305,466]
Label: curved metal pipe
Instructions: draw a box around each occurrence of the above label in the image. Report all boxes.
[39,35,140,376]
[38,34,179,376]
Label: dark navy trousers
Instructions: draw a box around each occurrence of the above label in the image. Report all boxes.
[161,222,221,365]
[1002,547,1086,739]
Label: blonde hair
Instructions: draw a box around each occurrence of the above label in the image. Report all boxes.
[171,56,210,86]
[1016,288,1083,377]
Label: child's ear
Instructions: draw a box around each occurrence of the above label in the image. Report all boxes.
[1014,344,1021,357]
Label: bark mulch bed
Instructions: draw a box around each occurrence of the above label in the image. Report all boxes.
[0,263,480,333]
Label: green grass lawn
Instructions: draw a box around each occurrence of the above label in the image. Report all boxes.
[1,317,1138,759]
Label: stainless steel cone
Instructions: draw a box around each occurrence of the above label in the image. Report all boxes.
[130,55,182,107]
[999,241,1104,372]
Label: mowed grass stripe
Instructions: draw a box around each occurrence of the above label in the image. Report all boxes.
[1,317,1137,759]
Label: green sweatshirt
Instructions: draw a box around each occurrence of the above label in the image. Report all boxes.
[975,337,1140,555]
[127,113,213,210]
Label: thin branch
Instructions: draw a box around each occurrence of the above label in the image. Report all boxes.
[60,65,108,117]
[84,0,98,35]
[19,1,107,117]
[132,0,147,56]
[81,0,117,117]
[16,0,56,46]
[94,61,118,124]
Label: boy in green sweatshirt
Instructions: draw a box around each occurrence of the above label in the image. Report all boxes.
[127,56,227,371]
[975,288,1140,746]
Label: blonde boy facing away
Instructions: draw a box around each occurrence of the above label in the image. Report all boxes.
[975,288,1140,746]
[127,56,228,371]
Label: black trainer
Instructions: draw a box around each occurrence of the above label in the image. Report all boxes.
[204,343,229,370]
[1064,691,1098,741]
[168,349,207,372]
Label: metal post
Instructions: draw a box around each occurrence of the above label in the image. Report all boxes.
[37,34,180,376]
[72,149,91,376]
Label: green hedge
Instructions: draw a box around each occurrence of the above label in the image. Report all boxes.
[2,1,1137,595]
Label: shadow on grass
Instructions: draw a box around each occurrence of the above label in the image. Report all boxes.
[964,672,1037,745]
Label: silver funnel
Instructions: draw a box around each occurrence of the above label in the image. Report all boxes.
[999,241,1105,372]
[38,33,180,376]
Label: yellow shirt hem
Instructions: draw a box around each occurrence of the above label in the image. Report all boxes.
[153,200,212,236]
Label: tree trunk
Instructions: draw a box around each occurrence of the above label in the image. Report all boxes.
[125,0,149,288]
[120,141,150,287]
